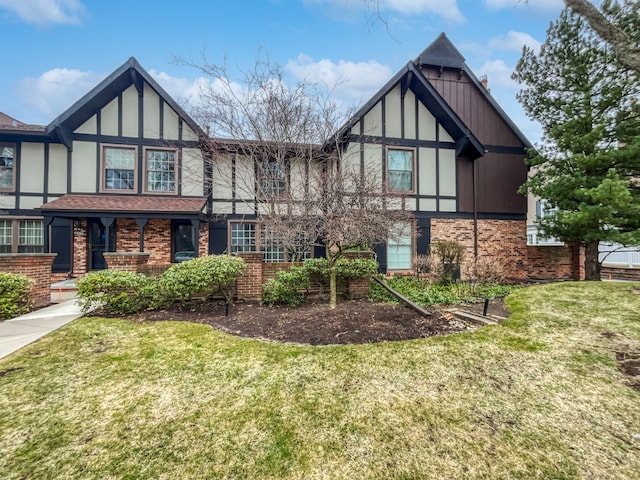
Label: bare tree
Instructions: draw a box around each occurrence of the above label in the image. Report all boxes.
[178,53,413,309]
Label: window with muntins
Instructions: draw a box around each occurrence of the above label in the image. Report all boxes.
[145,149,176,193]
[0,220,11,253]
[104,146,136,191]
[260,160,285,196]
[0,143,15,191]
[18,220,44,253]
[231,222,257,253]
[230,221,311,262]
[387,149,414,193]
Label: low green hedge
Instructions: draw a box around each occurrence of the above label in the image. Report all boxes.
[0,272,33,320]
[76,255,247,314]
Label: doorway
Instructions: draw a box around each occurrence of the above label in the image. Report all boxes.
[87,219,115,270]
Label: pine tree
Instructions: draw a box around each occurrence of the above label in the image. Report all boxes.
[513,7,640,280]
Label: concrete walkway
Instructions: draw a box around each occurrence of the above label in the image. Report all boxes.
[0,300,86,360]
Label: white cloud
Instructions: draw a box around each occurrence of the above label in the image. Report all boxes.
[16,68,105,120]
[484,0,561,13]
[286,54,392,105]
[489,30,542,53]
[476,59,518,91]
[0,0,85,27]
[307,0,465,23]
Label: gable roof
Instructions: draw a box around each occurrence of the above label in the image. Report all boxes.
[415,33,532,149]
[336,61,484,160]
[45,57,206,145]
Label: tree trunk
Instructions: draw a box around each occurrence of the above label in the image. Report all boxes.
[329,265,337,310]
[584,241,602,281]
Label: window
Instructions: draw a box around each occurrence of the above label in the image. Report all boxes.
[0,218,44,253]
[231,222,257,253]
[387,222,412,270]
[145,149,176,193]
[0,220,11,253]
[230,221,311,262]
[387,148,414,193]
[18,220,44,253]
[0,143,15,191]
[260,160,285,196]
[103,146,136,191]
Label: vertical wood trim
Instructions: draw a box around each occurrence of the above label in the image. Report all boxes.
[435,122,440,211]
[66,146,72,193]
[159,100,164,139]
[232,155,237,215]
[14,143,21,209]
[43,143,50,202]
[117,93,123,137]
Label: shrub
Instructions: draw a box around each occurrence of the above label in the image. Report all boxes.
[301,257,378,279]
[0,272,33,320]
[414,254,442,282]
[161,254,246,304]
[76,270,162,314]
[469,257,507,284]
[262,265,310,307]
[431,241,466,284]
[335,257,378,278]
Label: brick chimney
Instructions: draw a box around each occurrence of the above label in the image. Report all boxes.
[479,75,491,93]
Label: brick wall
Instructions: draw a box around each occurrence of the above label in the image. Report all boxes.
[73,219,87,276]
[104,252,151,273]
[431,219,528,280]
[0,254,57,307]
[236,252,371,301]
[236,252,264,300]
[527,245,578,280]
[116,218,209,266]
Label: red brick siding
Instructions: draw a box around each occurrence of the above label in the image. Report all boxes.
[73,219,87,276]
[431,219,527,280]
[0,254,57,307]
[527,245,584,281]
[236,252,263,300]
[104,252,151,273]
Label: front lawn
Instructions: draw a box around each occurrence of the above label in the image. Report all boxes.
[1,282,639,479]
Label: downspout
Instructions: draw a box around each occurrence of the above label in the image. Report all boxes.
[473,156,478,259]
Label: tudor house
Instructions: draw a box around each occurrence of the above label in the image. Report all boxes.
[207,33,531,278]
[1,33,533,280]
[0,58,208,280]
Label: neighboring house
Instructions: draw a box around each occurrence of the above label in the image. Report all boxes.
[1,33,533,279]
[0,58,208,279]
[526,197,563,246]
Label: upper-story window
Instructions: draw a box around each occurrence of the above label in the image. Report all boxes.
[0,143,15,191]
[387,148,414,193]
[145,148,177,193]
[103,146,136,192]
[260,159,286,197]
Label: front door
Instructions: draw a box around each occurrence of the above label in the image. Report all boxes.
[88,219,115,270]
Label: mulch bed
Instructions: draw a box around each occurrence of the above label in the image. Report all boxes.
[125,298,510,345]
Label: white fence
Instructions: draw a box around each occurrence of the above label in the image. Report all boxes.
[599,243,640,268]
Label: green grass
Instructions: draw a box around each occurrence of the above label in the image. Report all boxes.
[1,282,639,479]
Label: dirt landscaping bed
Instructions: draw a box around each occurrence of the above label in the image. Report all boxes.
[126,299,509,345]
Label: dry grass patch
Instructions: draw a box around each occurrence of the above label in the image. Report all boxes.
[0,282,639,479]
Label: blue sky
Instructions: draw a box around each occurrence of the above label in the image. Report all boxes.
[0,0,565,143]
